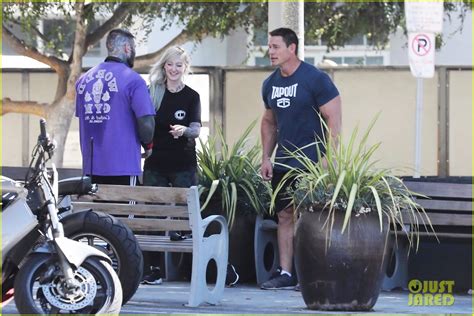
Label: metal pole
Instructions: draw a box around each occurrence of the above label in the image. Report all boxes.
[21,70,30,167]
[282,0,304,60]
[414,77,423,178]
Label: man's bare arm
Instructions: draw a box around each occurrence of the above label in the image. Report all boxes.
[261,109,277,180]
[320,95,342,143]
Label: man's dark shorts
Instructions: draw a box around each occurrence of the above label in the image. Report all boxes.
[271,170,297,213]
[90,175,139,186]
[143,168,197,188]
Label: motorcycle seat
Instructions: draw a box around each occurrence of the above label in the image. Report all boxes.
[2,191,19,209]
[1,177,27,209]
[58,176,93,196]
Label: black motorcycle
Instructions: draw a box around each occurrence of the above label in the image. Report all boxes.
[1,119,122,314]
[57,176,143,304]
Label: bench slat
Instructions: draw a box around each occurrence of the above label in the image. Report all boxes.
[72,201,189,217]
[139,244,193,252]
[409,213,472,226]
[405,181,473,199]
[390,231,472,239]
[416,199,472,212]
[135,235,193,252]
[417,232,473,239]
[89,185,189,204]
[120,218,191,231]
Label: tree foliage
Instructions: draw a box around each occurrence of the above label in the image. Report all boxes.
[2,2,267,64]
[1,1,267,164]
[3,1,472,70]
[1,1,471,165]
[305,1,471,49]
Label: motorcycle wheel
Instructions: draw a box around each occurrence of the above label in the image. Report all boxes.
[14,253,122,314]
[64,210,143,304]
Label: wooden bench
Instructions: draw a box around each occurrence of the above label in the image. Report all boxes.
[71,184,229,307]
[254,179,473,288]
[382,179,473,290]
[404,180,472,237]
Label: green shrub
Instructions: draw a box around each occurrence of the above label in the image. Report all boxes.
[198,120,271,228]
[273,114,434,249]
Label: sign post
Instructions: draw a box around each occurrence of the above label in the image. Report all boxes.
[405,1,443,178]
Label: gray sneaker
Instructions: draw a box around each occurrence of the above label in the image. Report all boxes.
[261,274,297,290]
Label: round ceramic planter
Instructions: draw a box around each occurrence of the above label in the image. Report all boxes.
[294,208,390,311]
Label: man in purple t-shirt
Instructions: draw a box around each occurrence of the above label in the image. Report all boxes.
[76,29,155,185]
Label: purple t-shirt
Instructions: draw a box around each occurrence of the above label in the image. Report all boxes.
[75,60,155,176]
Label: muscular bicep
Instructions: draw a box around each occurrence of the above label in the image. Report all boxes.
[319,95,342,138]
[261,108,276,127]
[261,109,277,159]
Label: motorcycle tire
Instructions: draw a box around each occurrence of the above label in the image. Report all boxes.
[14,253,122,314]
[64,210,143,304]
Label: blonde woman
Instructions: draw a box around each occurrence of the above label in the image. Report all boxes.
[141,46,201,284]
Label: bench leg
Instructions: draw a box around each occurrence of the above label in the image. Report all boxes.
[254,215,280,285]
[382,237,409,291]
[187,233,228,307]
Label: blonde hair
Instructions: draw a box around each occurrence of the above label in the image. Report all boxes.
[149,46,191,111]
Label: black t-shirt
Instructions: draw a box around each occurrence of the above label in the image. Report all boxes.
[144,85,201,172]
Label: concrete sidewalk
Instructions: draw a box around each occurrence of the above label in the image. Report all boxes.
[2,282,472,314]
[121,282,472,314]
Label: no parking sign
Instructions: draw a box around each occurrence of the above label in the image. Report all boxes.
[405,1,443,78]
[408,32,435,78]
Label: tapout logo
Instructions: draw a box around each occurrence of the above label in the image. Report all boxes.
[271,84,298,108]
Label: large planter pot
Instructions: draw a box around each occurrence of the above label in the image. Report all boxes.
[228,212,257,283]
[294,209,390,311]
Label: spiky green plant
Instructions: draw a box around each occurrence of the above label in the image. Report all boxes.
[273,114,434,249]
[198,120,271,228]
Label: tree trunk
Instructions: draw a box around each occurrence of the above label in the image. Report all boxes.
[46,97,76,167]
[48,1,87,167]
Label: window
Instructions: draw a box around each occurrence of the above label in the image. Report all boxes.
[304,57,315,65]
[3,23,37,55]
[304,32,319,46]
[322,56,384,66]
[253,28,268,46]
[319,34,367,47]
[326,57,342,64]
[366,56,384,65]
[346,34,364,45]
[344,57,364,65]
[255,57,270,66]
[42,19,101,56]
